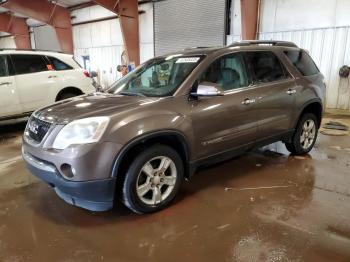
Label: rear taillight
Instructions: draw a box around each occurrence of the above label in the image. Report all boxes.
[83,70,91,78]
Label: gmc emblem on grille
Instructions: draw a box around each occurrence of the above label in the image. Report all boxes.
[29,121,39,134]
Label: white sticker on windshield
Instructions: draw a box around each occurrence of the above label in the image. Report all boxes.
[176,57,200,63]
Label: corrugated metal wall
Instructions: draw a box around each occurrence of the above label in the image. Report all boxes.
[227,0,350,110]
[154,0,226,56]
[33,25,61,52]
[74,45,125,88]
[0,36,16,48]
[72,3,154,88]
[260,28,350,110]
[0,32,40,50]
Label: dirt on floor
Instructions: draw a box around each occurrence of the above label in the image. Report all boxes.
[0,119,350,262]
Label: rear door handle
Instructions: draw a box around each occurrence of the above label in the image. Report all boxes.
[286,88,296,95]
[241,98,256,105]
[48,75,57,78]
[0,82,11,86]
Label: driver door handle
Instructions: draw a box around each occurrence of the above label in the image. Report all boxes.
[0,82,11,86]
[48,75,57,78]
[286,88,296,95]
[242,98,256,105]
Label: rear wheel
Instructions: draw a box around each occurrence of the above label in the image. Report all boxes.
[285,113,319,155]
[121,145,184,214]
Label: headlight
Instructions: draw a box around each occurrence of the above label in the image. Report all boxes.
[52,117,110,150]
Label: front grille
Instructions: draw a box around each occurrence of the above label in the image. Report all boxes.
[27,116,52,143]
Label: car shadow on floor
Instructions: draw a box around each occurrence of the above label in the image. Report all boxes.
[0,122,26,141]
[20,143,315,228]
[13,155,258,226]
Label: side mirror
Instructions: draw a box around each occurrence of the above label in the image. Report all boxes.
[90,71,98,78]
[191,82,224,97]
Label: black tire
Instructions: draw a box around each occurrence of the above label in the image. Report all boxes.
[57,92,79,101]
[122,145,184,214]
[285,113,319,155]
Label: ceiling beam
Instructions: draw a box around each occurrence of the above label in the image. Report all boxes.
[1,0,73,53]
[93,0,140,66]
[68,1,96,11]
[0,13,31,49]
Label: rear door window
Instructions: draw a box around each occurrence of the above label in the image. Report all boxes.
[11,54,48,75]
[47,56,73,71]
[0,56,8,77]
[284,50,319,76]
[245,51,289,84]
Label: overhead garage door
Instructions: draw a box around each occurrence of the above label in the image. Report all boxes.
[154,0,227,56]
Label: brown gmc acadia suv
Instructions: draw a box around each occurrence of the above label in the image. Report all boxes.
[22,41,325,214]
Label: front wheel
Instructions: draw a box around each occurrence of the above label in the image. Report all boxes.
[285,113,319,155]
[121,145,184,214]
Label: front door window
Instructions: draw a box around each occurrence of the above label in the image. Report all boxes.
[199,53,248,91]
[0,56,8,77]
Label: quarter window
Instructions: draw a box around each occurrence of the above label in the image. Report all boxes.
[245,51,288,84]
[48,57,73,71]
[0,56,8,77]
[11,54,48,75]
[200,53,248,91]
[284,50,319,76]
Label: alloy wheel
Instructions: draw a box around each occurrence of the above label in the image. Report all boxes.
[300,119,316,150]
[136,156,177,205]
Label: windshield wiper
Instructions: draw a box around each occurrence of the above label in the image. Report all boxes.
[120,91,146,97]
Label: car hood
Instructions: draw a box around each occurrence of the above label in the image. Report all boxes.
[33,93,161,124]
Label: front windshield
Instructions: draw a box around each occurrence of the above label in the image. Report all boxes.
[107,55,204,97]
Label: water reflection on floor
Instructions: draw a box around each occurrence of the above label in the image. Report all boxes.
[0,122,350,261]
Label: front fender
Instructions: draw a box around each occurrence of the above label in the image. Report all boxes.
[104,110,194,149]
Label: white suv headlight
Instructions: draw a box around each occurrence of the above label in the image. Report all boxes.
[52,117,110,150]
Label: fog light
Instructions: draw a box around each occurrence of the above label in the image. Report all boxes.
[60,164,75,178]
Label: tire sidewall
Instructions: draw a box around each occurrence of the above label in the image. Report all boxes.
[122,145,184,214]
[293,113,319,154]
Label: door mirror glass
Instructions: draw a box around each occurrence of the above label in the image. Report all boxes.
[191,82,224,97]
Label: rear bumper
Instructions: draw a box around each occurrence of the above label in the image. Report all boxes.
[23,150,116,211]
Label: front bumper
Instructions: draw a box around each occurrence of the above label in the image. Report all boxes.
[22,148,117,212]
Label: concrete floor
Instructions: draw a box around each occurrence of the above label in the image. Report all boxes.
[0,118,350,262]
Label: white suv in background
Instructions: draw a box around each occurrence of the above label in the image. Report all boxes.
[0,49,95,122]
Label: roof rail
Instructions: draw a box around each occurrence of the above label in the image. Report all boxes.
[228,40,298,48]
[184,46,214,50]
[0,48,64,53]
